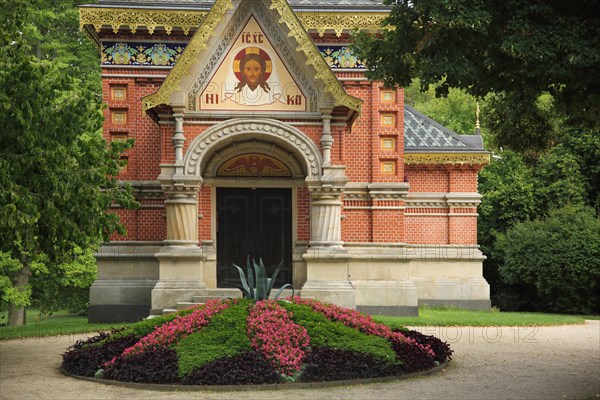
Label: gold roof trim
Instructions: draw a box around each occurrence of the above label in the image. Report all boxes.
[141,0,234,111]
[140,0,362,113]
[404,153,491,166]
[270,0,362,112]
[80,7,388,37]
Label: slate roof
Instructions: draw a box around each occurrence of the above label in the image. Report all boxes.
[404,105,484,152]
[94,0,391,11]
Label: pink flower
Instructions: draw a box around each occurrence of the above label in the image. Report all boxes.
[247,300,310,376]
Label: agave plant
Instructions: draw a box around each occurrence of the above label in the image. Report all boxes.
[232,257,294,301]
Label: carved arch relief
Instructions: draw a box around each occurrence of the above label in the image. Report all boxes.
[184,119,322,179]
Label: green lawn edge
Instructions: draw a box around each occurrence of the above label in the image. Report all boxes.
[1,307,598,340]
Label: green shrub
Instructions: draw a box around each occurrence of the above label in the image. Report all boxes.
[281,302,398,363]
[498,205,600,314]
[176,300,252,377]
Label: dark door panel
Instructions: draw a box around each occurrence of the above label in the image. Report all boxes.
[217,188,292,288]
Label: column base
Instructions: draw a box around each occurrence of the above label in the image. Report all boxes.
[300,280,356,309]
[353,280,419,316]
[152,246,207,310]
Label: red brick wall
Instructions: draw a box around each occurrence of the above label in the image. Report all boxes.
[100,37,482,250]
[198,185,212,241]
[297,187,310,241]
[405,214,449,245]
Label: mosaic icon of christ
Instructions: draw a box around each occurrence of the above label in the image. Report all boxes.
[232,47,275,105]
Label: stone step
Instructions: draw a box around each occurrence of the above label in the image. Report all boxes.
[176,302,204,311]
[162,308,177,316]
[192,288,298,303]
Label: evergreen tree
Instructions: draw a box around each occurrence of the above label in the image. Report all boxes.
[0,0,136,325]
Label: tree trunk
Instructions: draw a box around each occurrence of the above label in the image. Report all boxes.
[7,265,31,326]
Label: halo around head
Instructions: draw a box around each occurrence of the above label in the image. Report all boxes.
[233,47,273,82]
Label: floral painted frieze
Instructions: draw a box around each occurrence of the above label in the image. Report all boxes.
[102,42,185,66]
[101,41,365,69]
[320,46,366,69]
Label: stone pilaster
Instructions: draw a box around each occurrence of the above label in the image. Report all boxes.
[151,111,207,312]
[320,108,333,165]
[302,165,355,308]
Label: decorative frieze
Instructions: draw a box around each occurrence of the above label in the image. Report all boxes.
[320,46,366,69]
[80,7,388,37]
[404,153,491,166]
[101,40,366,70]
[102,42,185,66]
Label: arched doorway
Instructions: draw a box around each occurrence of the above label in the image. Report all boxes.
[217,187,292,287]
[183,118,323,289]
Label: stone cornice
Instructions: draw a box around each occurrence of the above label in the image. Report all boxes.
[367,183,410,201]
[404,192,482,208]
[445,192,482,207]
[79,7,388,37]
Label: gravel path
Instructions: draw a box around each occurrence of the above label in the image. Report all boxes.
[1,321,599,400]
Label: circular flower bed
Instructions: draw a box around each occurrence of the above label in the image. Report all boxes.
[62,298,452,385]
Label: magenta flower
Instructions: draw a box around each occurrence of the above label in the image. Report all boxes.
[247,300,310,376]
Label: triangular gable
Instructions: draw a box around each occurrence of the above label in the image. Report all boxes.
[198,16,306,112]
[142,0,361,114]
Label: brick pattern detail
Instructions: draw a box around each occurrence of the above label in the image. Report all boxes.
[342,208,372,242]
[297,187,310,241]
[198,186,212,241]
[405,216,449,245]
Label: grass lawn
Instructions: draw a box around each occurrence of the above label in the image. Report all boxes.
[1,306,597,340]
[374,306,597,329]
[0,309,128,340]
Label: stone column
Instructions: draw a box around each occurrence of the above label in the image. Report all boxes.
[320,108,333,165]
[302,165,355,308]
[151,110,207,313]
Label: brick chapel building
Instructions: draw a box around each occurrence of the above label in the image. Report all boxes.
[80,0,491,322]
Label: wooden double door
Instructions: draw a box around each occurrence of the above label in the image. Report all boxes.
[217,188,292,288]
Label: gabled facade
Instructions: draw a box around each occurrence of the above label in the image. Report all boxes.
[81,0,491,322]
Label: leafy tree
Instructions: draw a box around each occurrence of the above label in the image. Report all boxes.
[353,0,600,152]
[30,247,98,315]
[496,205,600,314]
[0,0,136,325]
[477,151,537,292]
[559,127,600,211]
[533,146,588,213]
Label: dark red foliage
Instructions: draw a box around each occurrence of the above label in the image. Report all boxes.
[298,347,403,382]
[103,346,179,384]
[399,329,453,364]
[182,351,280,385]
[390,337,436,373]
[61,332,139,377]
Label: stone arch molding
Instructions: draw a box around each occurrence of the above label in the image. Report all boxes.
[184,119,322,179]
[203,140,304,179]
